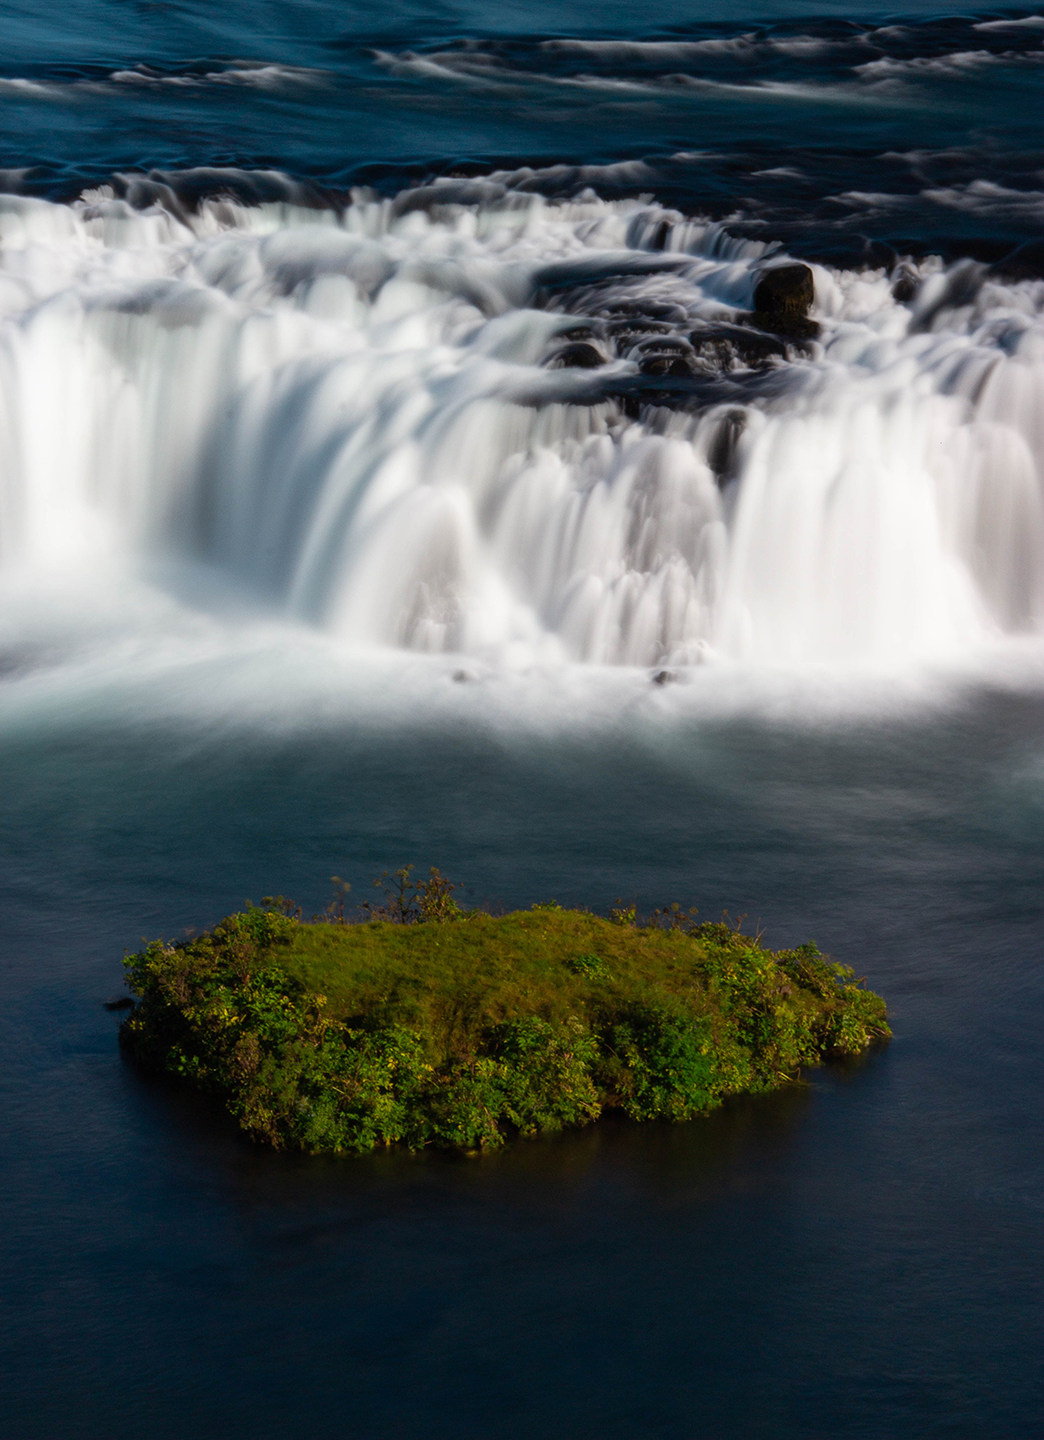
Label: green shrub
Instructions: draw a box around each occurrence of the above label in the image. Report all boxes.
[118,893,889,1155]
[600,1000,720,1121]
[564,953,610,979]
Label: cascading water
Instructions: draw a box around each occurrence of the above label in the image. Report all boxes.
[2,177,1043,668]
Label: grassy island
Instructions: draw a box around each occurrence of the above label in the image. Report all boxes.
[120,875,889,1155]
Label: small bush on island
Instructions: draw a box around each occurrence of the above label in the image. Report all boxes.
[119,870,890,1155]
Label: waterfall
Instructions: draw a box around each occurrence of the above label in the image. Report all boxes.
[2,180,1043,667]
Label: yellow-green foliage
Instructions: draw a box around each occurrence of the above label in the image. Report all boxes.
[120,903,889,1155]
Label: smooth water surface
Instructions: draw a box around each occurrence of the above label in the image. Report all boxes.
[4,653,1044,1437]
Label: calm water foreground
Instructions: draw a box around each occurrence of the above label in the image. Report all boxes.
[3,661,1044,1437]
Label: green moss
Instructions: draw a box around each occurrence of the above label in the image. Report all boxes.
[119,902,889,1155]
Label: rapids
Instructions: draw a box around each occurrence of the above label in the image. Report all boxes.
[2,181,1044,670]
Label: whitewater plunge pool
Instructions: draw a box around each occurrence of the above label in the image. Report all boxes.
[3,1,1044,1436]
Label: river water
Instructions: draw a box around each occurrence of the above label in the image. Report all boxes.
[2,4,1043,1436]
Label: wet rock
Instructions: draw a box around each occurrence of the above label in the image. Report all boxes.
[544,340,607,370]
[752,262,818,337]
[605,300,689,325]
[706,408,747,483]
[652,669,677,685]
[689,321,790,371]
[556,320,606,343]
[531,254,692,304]
[753,262,814,318]
[641,354,697,377]
[890,264,919,304]
[605,316,674,348]
[630,336,698,377]
[533,275,816,420]
[646,219,671,251]
[103,997,134,1012]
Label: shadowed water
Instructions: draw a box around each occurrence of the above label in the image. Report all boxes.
[4,669,1044,1436]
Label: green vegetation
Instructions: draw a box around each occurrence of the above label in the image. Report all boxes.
[119,870,889,1155]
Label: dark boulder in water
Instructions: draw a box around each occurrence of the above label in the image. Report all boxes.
[754,262,814,318]
[752,262,818,337]
[544,340,607,370]
[630,336,698,376]
[605,299,689,325]
[535,264,819,418]
[556,320,606,344]
[605,316,674,351]
[706,408,747,483]
[689,321,791,371]
[644,218,672,251]
[891,263,920,304]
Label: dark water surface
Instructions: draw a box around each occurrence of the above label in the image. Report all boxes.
[3,2,1044,1436]
[4,1,1044,262]
[4,679,1044,1437]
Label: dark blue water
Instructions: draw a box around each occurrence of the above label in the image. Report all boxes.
[4,1,1044,263]
[5,677,1044,1437]
[3,4,1044,1437]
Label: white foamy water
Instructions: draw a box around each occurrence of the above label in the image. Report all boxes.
[1,181,1044,673]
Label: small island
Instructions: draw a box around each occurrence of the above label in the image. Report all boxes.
[119,873,889,1155]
